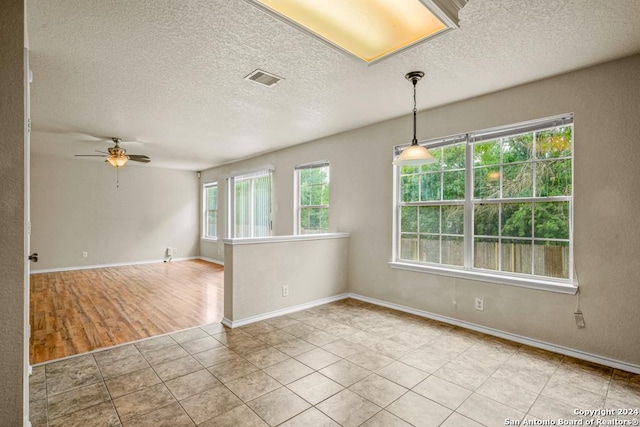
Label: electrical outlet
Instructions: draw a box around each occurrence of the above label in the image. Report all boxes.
[172,247,178,255]
[282,285,289,297]
[475,298,484,311]
[166,247,172,256]
[574,310,585,328]
[82,251,88,258]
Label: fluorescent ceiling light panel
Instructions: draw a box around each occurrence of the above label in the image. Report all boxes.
[251,0,458,63]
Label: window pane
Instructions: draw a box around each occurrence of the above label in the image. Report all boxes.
[207,211,217,238]
[502,163,532,198]
[533,241,569,279]
[419,206,439,234]
[443,144,465,170]
[421,147,442,173]
[536,127,572,159]
[235,181,250,238]
[420,173,441,201]
[400,234,418,260]
[501,203,532,238]
[419,235,439,263]
[500,239,532,274]
[441,236,463,266]
[534,202,569,239]
[299,185,311,206]
[310,184,323,205]
[502,133,532,163]
[474,204,499,236]
[401,175,419,202]
[443,171,465,200]
[536,159,571,197]
[442,205,463,235]
[474,140,500,166]
[253,176,271,237]
[474,237,498,271]
[401,206,418,233]
[474,166,500,199]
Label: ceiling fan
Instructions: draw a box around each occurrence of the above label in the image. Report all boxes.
[75,137,151,167]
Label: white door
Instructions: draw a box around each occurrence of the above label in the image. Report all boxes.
[23,46,32,427]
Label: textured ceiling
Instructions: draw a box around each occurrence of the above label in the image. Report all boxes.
[27,0,640,170]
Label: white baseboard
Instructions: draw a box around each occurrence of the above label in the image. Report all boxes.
[198,256,224,266]
[222,293,350,328]
[348,293,640,375]
[30,257,200,274]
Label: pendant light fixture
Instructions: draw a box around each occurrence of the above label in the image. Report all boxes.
[393,71,437,166]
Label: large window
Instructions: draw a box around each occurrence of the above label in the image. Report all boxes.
[394,115,574,288]
[295,161,330,234]
[228,169,272,238]
[203,182,218,239]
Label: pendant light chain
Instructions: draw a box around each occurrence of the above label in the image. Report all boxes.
[412,78,418,145]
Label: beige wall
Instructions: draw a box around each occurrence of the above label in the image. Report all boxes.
[204,55,640,366]
[0,1,26,425]
[30,154,200,270]
[223,235,349,322]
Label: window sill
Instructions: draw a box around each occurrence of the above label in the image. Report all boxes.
[388,261,578,294]
[201,237,218,242]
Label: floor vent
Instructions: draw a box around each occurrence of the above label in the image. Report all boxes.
[245,69,283,87]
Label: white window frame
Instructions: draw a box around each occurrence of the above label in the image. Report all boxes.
[390,114,577,294]
[226,166,274,238]
[294,160,330,235]
[203,182,218,240]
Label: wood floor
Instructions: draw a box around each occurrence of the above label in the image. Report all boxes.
[29,259,224,365]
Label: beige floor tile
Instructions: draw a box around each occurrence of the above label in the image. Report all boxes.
[134,335,176,353]
[48,401,119,427]
[99,353,151,379]
[45,355,102,396]
[244,347,290,369]
[278,407,340,427]
[608,377,640,406]
[386,391,451,427]
[164,368,221,400]
[316,389,381,427]
[369,339,412,359]
[281,322,318,338]
[434,361,492,391]
[299,330,339,347]
[210,329,253,345]
[412,375,472,410]
[225,370,281,402]
[198,404,268,427]
[476,377,538,412]
[323,323,360,339]
[247,386,311,426]
[322,338,368,358]
[320,359,371,387]
[551,362,612,395]
[346,350,394,371]
[121,402,194,426]
[104,367,162,398]
[256,329,297,346]
[226,337,269,356]
[192,346,240,368]
[457,393,525,426]
[529,394,583,420]
[376,361,429,388]
[180,336,223,354]
[288,372,344,405]
[170,328,209,344]
[47,382,111,420]
[440,412,484,427]
[30,366,46,402]
[153,355,203,382]
[200,322,227,336]
[29,399,47,426]
[295,348,341,370]
[360,410,412,426]
[399,349,449,374]
[263,315,300,329]
[541,375,606,408]
[239,322,278,337]
[207,357,258,383]
[94,345,141,367]
[388,331,434,349]
[263,358,314,385]
[179,385,243,424]
[349,374,407,407]
[491,363,553,394]
[274,338,317,357]
[112,383,175,421]
[345,331,382,348]
[141,344,189,366]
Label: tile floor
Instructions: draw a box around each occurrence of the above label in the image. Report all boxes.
[29,298,640,426]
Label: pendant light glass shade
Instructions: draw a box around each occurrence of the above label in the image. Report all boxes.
[393,71,437,166]
[107,156,128,167]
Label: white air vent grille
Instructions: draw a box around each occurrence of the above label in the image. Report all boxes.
[245,69,283,87]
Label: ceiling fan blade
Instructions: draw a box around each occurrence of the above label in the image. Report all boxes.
[75,154,107,157]
[95,150,109,154]
[128,155,151,163]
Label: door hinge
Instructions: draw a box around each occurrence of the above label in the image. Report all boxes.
[27,118,32,133]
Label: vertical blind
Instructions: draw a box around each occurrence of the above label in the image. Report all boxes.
[230,169,272,238]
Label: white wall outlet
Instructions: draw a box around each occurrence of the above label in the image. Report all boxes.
[82,251,88,258]
[166,247,172,256]
[475,297,484,311]
[282,285,289,297]
[172,247,178,255]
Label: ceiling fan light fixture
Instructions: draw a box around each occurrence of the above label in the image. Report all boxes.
[107,156,128,167]
[393,71,437,166]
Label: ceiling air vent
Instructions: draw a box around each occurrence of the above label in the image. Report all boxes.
[245,69,283,87]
